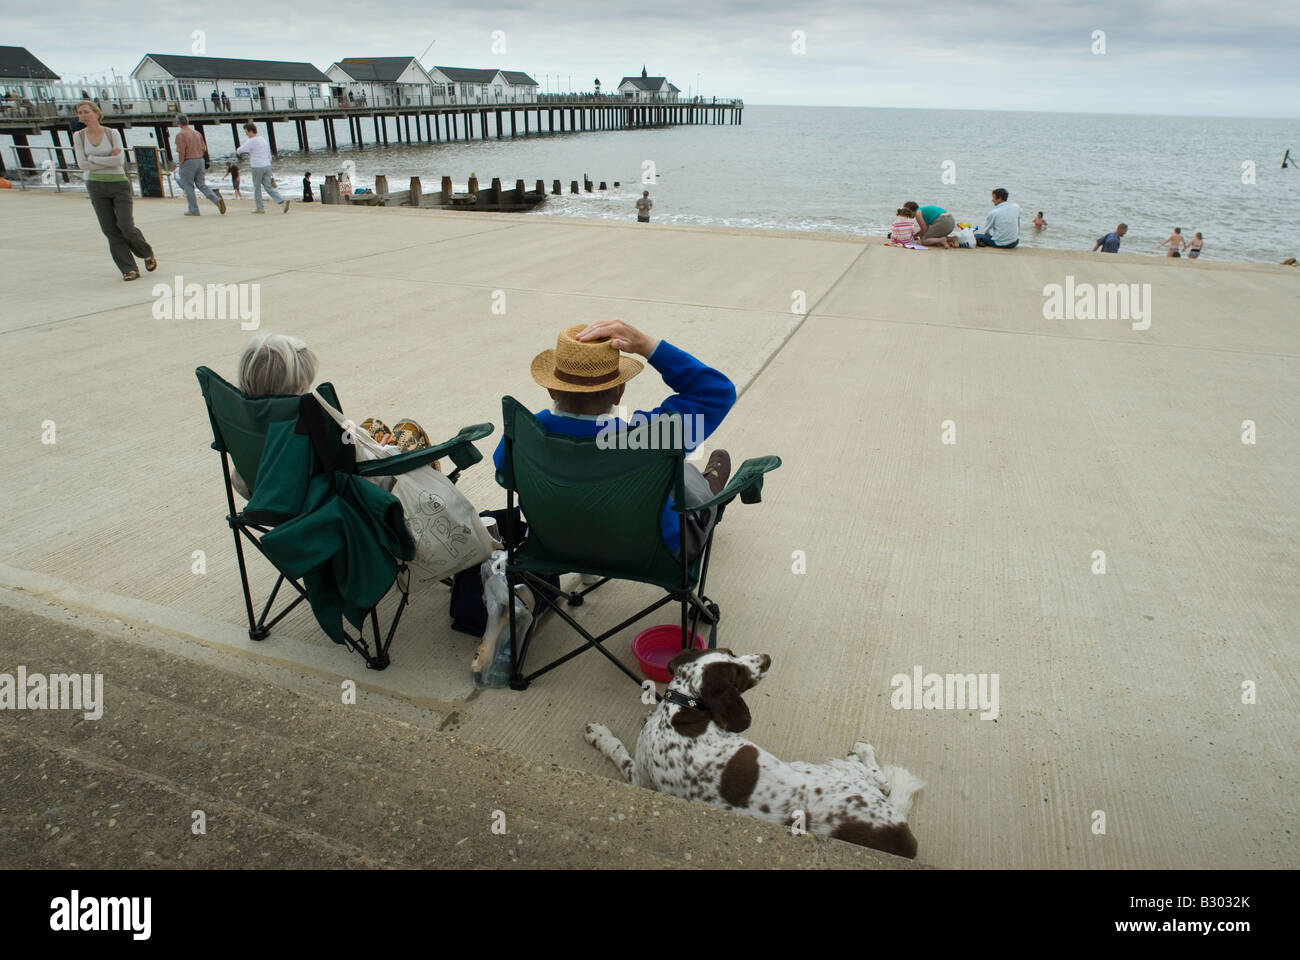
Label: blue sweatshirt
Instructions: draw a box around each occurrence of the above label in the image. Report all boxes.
[494,339,736,552]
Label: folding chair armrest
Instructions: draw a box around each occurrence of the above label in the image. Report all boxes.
[689,454,781,511]
[357,423,494,477]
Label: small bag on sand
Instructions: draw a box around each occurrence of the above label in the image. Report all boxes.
[957,226,977,248]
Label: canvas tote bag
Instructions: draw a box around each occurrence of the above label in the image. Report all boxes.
[310,389,497,577]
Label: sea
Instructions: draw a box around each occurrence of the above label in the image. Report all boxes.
[25,106,1299,263]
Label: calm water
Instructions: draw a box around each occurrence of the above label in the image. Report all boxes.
[29,106,1299,262]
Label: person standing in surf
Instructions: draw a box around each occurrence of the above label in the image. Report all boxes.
[635,190,652,223]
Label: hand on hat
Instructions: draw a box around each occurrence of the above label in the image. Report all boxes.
[576,318,658,358]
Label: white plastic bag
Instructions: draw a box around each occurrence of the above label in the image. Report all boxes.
[957,226,977,248]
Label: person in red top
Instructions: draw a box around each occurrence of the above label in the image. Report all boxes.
[174,115,225,216]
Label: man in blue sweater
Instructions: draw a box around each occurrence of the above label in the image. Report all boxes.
[494,319,735,559]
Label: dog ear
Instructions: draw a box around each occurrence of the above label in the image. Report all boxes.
[667,648,710,677]
[700,663,752,733]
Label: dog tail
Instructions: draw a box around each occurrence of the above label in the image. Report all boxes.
[882,765,925,819]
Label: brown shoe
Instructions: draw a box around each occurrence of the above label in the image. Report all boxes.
[702,449,731,495]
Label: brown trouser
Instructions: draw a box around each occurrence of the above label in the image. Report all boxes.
[86,179,153,275]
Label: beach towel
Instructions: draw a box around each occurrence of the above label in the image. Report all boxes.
[885,238,928,250]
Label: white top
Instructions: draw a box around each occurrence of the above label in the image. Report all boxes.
[235,135,272,168]
[73,127,126,179]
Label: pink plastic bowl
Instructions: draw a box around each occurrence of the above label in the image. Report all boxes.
[633,625,706,683]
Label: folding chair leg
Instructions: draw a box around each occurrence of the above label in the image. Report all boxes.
[230,522,267,641]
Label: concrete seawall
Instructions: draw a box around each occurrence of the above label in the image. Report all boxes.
[1,191,1296,868]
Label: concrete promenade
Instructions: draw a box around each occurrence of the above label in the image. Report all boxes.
[1,190,1296,868]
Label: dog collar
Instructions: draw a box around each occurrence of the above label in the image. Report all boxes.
[662,689,702,710]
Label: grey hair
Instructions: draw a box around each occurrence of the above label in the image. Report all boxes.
[238,333,318,396]
[176,113,189,125]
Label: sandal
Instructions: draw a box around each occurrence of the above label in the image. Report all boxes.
[359,418,393,445]
[145,256,158,272]
[394,419,440,471]
[122,270,140,281]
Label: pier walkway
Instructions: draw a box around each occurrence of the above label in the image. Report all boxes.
[0,191,1295,868]
[1,95,742,176]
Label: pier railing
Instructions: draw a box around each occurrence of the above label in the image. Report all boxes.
[2,94,744,122]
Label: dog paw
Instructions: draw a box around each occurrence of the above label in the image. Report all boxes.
[584,722,610,745]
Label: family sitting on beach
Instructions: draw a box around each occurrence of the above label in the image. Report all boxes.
[887,189,1022,249]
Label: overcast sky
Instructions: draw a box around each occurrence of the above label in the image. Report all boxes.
[13,0,1299,116]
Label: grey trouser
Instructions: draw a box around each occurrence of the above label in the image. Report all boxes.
[678,464,718,562]
[178,157,220,213]
[86,179,153,275]
[924,212,955,239]
[250,166,283,210]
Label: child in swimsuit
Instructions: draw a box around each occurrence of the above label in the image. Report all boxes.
[1187,232,1203,259]
[1162,228,1185,257]
[1033,211,1046,230]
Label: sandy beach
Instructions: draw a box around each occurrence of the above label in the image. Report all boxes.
[0,190,1296,868]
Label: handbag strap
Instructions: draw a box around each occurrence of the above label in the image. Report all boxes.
[310,388,391,460]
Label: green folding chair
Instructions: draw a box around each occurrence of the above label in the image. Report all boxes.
[196,366,493,669]
[497,395,780,690]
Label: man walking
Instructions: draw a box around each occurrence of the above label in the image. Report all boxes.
[235,122,289,214]
[174,115,225,216]
[974,187,1020,248]
[635,190,652,223]
[1092,223,1127,253]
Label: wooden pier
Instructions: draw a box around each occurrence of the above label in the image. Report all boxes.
[0,96,743,176]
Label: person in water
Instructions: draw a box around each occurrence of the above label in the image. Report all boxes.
[1187,232,1204,259]
[1160,227,1186,258]
[1032,211,1047,230]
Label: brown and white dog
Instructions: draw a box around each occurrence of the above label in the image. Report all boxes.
[585,649,924,858]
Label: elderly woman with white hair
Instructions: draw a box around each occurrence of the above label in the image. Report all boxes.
[230,333,435,498]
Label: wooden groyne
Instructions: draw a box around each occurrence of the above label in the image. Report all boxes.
[320,173,622,212]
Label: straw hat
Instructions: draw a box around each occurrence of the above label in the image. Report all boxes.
[531,324,644,392]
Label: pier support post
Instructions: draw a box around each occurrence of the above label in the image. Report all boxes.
[441,175,453,203]
[497,109,504,138]
[426,114,431,140]
[510,111,516,137]
[12,134,33,173]
[524,111,529,135]
[294,120,303,150]
[373,115,380,141]
[381,116,388,145]
[266,122,278,156]
[231,122,240,149]
[408,176,422,206]
[49,128,71,182]
[404,115,411,141]
[599,181,606,190]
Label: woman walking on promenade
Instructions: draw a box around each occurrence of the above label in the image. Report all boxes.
[72,100,156,280]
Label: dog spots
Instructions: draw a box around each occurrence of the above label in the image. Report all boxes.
[671,707,711,738]
[831,819,919,860]
[719,745,760,807]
